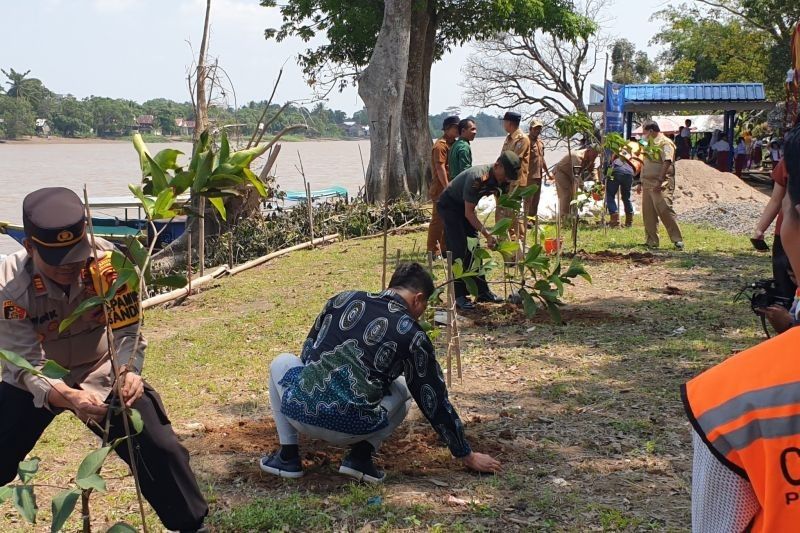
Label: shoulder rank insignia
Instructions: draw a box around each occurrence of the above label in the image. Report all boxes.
[3,300,28,320]
[32,274,47,295]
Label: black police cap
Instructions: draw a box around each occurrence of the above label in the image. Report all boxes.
[22,187,92,266]
[502,111,522,123]
[442,115,461,130]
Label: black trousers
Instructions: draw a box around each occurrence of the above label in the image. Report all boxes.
[438,200,490,298]
[773,234,797,302]
[0,381,208,531]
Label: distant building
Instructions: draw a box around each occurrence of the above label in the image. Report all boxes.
[175,118,196,136]
[136,115,160,135]
[341,121,369,137]
[35,118,51,137]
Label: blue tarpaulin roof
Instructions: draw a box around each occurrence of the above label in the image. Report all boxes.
[622,83,765,102]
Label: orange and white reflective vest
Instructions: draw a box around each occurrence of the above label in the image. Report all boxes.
[683,328,800,531]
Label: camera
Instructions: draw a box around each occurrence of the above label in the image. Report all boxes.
[736,279,793,337]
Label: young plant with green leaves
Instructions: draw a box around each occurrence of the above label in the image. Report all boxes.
[442,183,591,323]
[0,129,271,531]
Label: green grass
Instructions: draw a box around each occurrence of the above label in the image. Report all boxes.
[0,220,773,531]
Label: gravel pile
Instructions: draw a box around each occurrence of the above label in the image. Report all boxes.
[673,160,770,215]
[678,201,765,235]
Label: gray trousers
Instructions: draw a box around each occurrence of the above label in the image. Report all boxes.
[269,353,412,450]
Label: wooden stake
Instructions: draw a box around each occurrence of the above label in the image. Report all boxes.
[445,251,454,386]
[381,116,393,290]
[306,182,315,247]
[187,225,193,296]
[395,248,401,268]
[198,196,206,277]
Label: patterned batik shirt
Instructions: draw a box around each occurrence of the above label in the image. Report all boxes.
[279,290,472,457]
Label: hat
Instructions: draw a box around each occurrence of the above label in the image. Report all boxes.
[529,119,544,129]
[502,111,522,123]
[442,115,460,130]
[499,150,521,181]
[23,187,92,266]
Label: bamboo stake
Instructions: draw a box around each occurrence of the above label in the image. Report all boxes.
[83,187,149,533]
[358,144,368,194]
[227,234,339,276]
[395,248,401,268]
[187,225,193,296]
[198,196,205,276]
[306,182,315,247]
[381,116,393,290]
[445,251,454,386]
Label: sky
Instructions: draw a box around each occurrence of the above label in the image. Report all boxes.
[1,0,673,116]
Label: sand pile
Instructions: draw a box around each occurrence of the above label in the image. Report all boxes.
[673,160,769,214]
[672,160,770,234]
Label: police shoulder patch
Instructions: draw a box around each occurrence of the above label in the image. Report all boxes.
[3,300,28,320]
[32,275,47,295]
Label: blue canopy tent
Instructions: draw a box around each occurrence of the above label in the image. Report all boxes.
[589,82,771,139]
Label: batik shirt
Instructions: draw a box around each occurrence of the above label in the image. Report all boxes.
[279,289,471,457]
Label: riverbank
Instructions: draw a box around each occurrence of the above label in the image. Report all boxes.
[0,222,770,531]
[1,133,352,145]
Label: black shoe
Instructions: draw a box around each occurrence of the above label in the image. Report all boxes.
[455,296,475,310]
[477,291,504,304]
[338,452,385,484]
[260,451,304,479]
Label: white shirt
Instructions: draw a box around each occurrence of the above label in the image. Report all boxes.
[712,140,730,152]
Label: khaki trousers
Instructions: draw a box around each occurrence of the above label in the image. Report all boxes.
[427,181,446,254]
[641,185,683,247]
[554,168,578,223]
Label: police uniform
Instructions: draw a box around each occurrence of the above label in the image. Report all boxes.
[640,133,683,247]
[496,112,530,235]
[0,188,208,532]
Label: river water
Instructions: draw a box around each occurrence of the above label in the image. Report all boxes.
[0,136,566,254]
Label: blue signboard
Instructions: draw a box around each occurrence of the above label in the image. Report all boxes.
[605,81,624,133]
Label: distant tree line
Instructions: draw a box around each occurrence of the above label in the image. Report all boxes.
[0,68,475,141]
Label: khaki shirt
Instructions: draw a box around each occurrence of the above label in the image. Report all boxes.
[554,149,597,180]
[0,238,145,409]
[430,137,451,199]
[528,137,546,182]
[641,133,676,186]
[501,129,531,185]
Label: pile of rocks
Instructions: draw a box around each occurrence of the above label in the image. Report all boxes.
[678,201,765,235]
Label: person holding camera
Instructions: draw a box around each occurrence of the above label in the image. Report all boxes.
[753,158,797,301]
[683,123,800,531]
[759,268,799,334]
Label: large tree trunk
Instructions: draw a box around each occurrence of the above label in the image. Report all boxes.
[401,0,437,198]
[358,0,414,203]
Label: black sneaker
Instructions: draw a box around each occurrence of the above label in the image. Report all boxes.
[338,453,386,484]
[455,296,475,311]
[260,452,304,479]
[477,291,504,304]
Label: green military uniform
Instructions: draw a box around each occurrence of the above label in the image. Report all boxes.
[448,138,473,181]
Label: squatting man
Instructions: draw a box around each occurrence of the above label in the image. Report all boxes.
[261,262,502,482]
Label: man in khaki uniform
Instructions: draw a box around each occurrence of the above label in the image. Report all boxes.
[638,122,684,249]
[496,112,530,237]
[527,119,552,222]
[0,188,208,532]
[552,146,599,225]
[427,115,460,257]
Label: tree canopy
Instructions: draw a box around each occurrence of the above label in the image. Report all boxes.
[261,0,595,93]
[610,39,660,84]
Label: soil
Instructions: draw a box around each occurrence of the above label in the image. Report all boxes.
[672,160,769,214]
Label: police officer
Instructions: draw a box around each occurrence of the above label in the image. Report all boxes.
[427,115,460,257]
[437,152,520,310]
[497,112,530,237]
[0,188,208,532]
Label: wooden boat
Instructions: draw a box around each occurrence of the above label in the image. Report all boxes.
[0,195,189,250]
[284,186,348,203]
